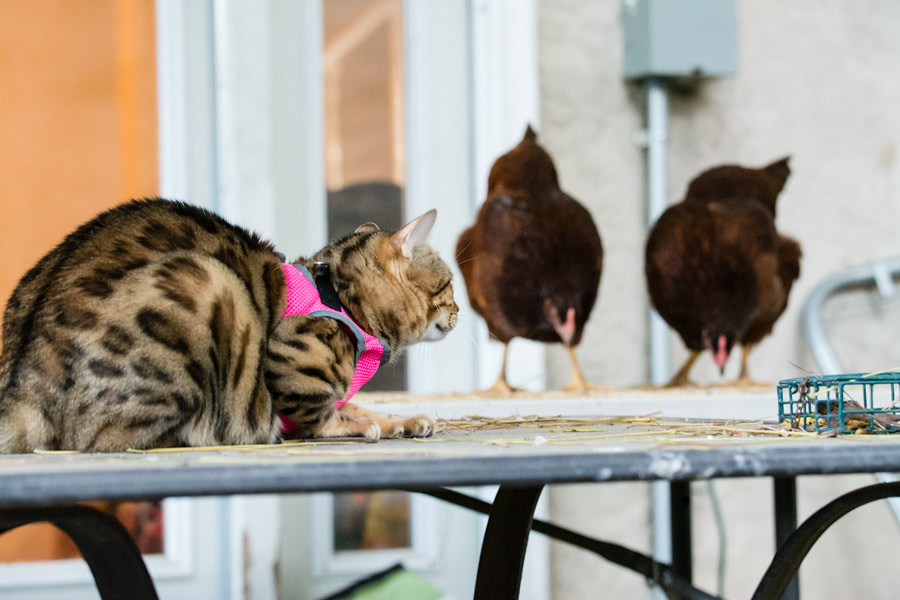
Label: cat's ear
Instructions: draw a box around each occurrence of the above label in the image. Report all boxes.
[391,209,436,259]
[354,222,380,234]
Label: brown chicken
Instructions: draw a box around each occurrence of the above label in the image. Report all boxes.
[456,126,603,392]
[645,157,801,386]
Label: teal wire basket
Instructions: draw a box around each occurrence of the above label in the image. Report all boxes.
[777,372,900,434]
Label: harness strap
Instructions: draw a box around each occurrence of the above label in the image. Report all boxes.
[278,262,391,434]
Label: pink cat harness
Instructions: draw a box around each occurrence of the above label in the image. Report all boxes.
[277,262,390,434]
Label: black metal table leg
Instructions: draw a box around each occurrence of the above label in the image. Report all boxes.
[0,505,158,600]
[670,480,692,595]
[419,487,719,600]
[753,481,900,600]
[473,485,544,600]
[773,477,799,600]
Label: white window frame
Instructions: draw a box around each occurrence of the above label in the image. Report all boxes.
[309,491,441,577]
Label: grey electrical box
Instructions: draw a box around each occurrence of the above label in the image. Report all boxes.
[622,0,737,79]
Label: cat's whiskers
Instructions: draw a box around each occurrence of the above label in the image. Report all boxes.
[455,237,474,259]
[407,341,432,365]
[464,327,481,349]
[450,313,479,349]
[455,253,483,267]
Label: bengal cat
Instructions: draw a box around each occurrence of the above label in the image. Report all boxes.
[0,199,458,452]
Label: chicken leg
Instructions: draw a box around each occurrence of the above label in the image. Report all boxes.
[730,344,770,388]
[560,347,610,392]
[482,343,521,394]
[663,350,701,388]
[706,345,771,388]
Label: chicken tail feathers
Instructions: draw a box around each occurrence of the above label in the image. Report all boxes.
[757,156,792,216]
[777,234,802,291]
[764,156,791,194]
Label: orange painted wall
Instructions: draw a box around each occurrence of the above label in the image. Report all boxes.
[0,0,158,314]
[0,0,158,562]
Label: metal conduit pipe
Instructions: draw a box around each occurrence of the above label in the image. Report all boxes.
[802,254,900,526]
[646,76,671,386]
[643,76,676,600]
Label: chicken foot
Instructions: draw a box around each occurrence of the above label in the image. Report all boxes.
[560,347,610,392]
[480,343,523,395]
[728,345,771,388]
[704,345,771,388]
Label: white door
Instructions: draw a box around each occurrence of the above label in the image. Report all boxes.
[0,1,546,599]
[159,1,549,598]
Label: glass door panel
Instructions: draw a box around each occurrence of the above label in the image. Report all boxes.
[324,0,406,391]
[322,0,417,567]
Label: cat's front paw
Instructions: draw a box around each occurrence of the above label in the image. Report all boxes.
[361,420,382,440]
[401,414,435,438]
[344,416,381,440]
[317,411,382,440]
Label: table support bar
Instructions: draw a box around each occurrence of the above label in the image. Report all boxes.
[753,481,900,600]
[670,480,693,593]
[472,485,543,600]
[773,477,799,600]
[419,487,718,600]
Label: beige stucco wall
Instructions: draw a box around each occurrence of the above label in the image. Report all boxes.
[538,0,900,598]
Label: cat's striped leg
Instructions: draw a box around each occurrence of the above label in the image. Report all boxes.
[265,315,380,439]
